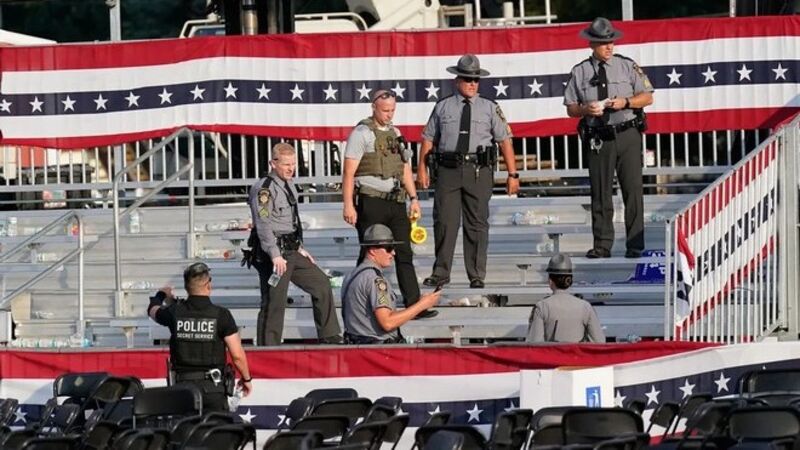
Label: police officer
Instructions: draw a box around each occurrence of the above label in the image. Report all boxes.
[526,254,605,343]
[341,224,441,344]
[417,54,520,289]
[342,89,436,319]
[148,262,253,411]
[246,143,342,346]
[564,17,654,259]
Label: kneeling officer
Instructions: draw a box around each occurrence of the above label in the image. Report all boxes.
[149,262,253,411]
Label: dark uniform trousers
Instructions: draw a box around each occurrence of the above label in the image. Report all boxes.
[253,250,340,345]
[587,127,645,252]
[432,164,493,281]
[355,195,420,305]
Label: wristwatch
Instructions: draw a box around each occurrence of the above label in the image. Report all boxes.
[409,195,418,201]
[624,98,631,109]
[508,173,520,179]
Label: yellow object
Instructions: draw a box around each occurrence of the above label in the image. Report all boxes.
[410,218,427,244]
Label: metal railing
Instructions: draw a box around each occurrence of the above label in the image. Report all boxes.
[0,127,768,208]
[112,128,195,317]
[664,114,799,342]
[0,210,86,340]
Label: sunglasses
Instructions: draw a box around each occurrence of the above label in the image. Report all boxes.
[372,90,397,102]
[460,77,480,84]
[379,246,395,252]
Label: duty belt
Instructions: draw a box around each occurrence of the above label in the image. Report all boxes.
[435,152,486,167]
[175,368,223,384]
[277,232,301,252]
[587,118,640,141]
[358,186,406,203]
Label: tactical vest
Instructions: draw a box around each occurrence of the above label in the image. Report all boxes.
[171,300,226,370]
[354,118,405,180]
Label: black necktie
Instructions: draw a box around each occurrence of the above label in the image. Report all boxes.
[285,181,303,242]
[597,61,609,124]
[455,99,471,154]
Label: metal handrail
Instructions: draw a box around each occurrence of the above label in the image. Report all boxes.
[295,12,368,31]
[0,211,86,339]
[112,127,195,316]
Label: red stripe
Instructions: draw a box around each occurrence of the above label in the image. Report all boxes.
[0,343,714,379]
[4,109,798,150]
[1,16,798,71]
[676,235,776,331]
[683,127,782,237]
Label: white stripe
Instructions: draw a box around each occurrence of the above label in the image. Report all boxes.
[2,36,798,93]
[1,83,797,139]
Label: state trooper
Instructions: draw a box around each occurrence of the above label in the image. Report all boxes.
[417,54,520,289]
[148,262,253,411]
[341,224,441,344]
[244,143,342,346]
[342,89,436,319]
[526,254,605,343]
[564,17,654,259]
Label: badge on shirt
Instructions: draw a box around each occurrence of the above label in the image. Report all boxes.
[375,277,391,307]
[633,63,653,90]
[258,188,270,218]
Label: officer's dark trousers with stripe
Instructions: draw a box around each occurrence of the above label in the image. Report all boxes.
[432,165,493,282]
[355,194,421,306]
[254,250,341,345]
[587,127,645,253]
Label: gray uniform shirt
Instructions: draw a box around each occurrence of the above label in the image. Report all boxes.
[563,54,654,126]
[248,171,300,259]
[526,289,606,343]
[344,121,411,193]
[421,93,511,153]
[341,260,401,342]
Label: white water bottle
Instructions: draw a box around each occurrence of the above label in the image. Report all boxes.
[228,385,243,412]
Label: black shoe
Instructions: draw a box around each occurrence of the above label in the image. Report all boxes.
[423,275,450,287]
[319,335,343,345]
[586,248,611,259]
[625,249,643,259]
[470,279,485,289]
[413,309,439,319]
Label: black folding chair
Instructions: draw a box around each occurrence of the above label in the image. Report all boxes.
[668,393,713,435]
[132,386,202,430]
[646,402,680,435]
[531,406,578,431]
[52,372,109,405]
[382,414,409,450]
[561,408,645,447]
[373,397,403,413]
[727,407,800,450]
[82,420,119,450]
[179,422,217,449]
[291,415,351,440]
[626,399,646,416]
[739,369,800,394]
[488,411,516,450]
[655,401,735,450]
[1,429,38,450]
[262,430,322,450]
[27,398,57,431]
[19,435,81,450]
[529,423,562,447]
[310,398,372,426]
[196,423,255,450]
[415,425,488,450]
[423,430,464,450]
[340,420,388,450]
[304,388,358,406]
[0,398,20,427]
[280,397,314,429]
[423,411,452,428]
[170,415,203,449]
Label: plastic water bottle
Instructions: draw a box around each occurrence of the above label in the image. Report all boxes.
[68,333,92,348]
[205,223,229,232]
[128,210,141,234]
[622,334,642,343]
[8,217,17,237]
[228,385,243,412]
[268,272,281,287]
[122,281,153,290]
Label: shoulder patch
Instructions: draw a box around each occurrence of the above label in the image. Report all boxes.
[632,63,653,90]
[257,188,270,218]
[374,277,391,307]
[495,105,508,123]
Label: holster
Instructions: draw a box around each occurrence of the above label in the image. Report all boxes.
[634,108,648,132]
[425,152,439,182]
[222,363,235,396]
[241,230,260,269]
[476,145,498,167]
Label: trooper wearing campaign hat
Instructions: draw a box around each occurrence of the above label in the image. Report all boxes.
[564,17,654,260]
[340,225,442,344]
[526,254,606,343]
[417,54,520,290]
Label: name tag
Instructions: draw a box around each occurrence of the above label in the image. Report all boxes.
[176,318,217,341]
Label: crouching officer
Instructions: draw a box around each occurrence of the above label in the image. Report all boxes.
[243,142,342,346]
[341,225,442,344]
[526,254,606,343]
[148,262,253,411]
